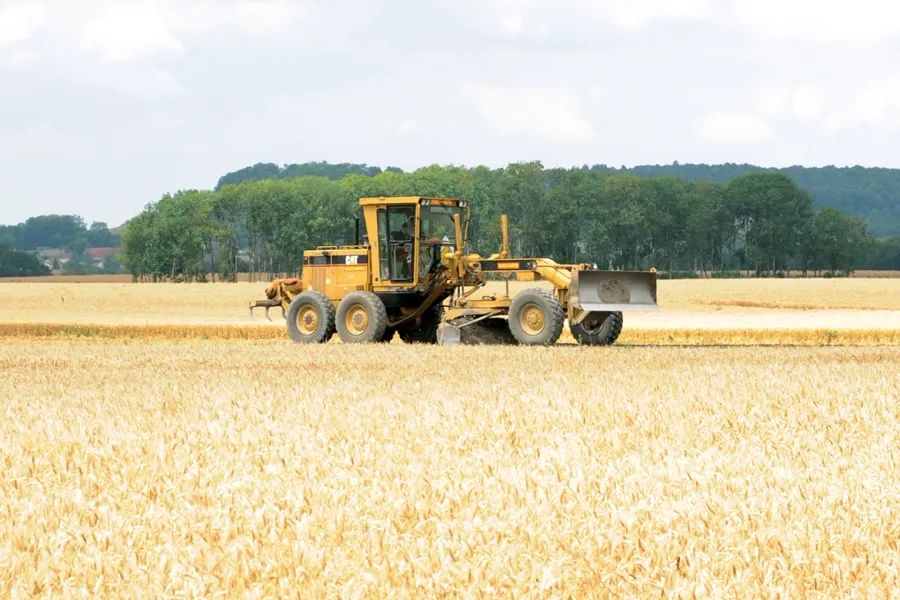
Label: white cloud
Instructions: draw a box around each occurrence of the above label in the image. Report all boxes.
[699,111,775,144]
[0,121,88,156]
[161,0,306,37]
[233,1,296,32]
[821,80,900,133]
[854,80,900,126]
[790,89,827,121]
[78,4,183,62]
[758,86,826,122]
[85,66,185,97]
[774,80,900,134]
[0,0,45,47]
[459,0,720,40]
[0,48,39,69]
[461,82,596,141]
[734,0,900,42]
[601,0,719,28]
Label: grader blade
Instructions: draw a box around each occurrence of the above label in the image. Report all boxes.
[438,315,518,345]
[571,269,659,312]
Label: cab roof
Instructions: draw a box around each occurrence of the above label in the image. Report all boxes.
[357,196,468,207]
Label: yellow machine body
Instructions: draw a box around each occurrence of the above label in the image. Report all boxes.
[250,196,659,345]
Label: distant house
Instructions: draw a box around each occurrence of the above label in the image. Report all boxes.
[36,248,71,269]
[85,247,121,268]
[85,247,119,261]
[30,246,122,272]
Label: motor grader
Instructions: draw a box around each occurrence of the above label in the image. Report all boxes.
[250,196,659,345]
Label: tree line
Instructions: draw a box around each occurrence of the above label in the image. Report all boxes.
[0,215,120,252]
[217,160,900,238]
[116,162,884,282]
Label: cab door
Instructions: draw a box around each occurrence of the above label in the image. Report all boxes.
[375,207,416,285]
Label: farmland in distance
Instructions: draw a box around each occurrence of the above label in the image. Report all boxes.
[2,276,900,344]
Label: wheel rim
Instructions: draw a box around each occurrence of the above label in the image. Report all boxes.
[345,304,368,335]
[519,303,545,335]
[297,305,318,335]
[581,314,606,334]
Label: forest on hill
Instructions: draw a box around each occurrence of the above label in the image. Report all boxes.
[116,162,886,282]
[217,161,900,238]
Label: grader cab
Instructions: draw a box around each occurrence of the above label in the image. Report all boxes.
[250,196,659,345]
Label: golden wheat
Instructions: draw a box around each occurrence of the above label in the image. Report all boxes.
[2,342,900,597]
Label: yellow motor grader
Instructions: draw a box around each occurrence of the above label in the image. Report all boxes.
[249,196,659,345]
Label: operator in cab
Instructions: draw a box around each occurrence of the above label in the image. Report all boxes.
[392,220,413,277]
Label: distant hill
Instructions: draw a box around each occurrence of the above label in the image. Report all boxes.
[215,161,405,190]
[214,161,900,237]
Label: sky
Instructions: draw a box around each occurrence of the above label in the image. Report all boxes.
[1,0,900,227]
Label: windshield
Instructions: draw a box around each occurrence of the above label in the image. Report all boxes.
[418,205,463,244]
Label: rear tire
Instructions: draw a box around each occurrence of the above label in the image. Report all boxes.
[569,311,623,345]
[336,291,388,343]
[286,291,335,343]
[399,304,442,344]
[508,288,564,345]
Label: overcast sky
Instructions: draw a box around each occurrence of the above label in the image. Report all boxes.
[2,0,899,226]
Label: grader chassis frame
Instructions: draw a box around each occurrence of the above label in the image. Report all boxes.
[250,196,659,345]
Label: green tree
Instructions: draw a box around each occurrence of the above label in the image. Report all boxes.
[809,207,877,275]
[0,244,51,277]
[18,215,86,250]
[727,173,814,275]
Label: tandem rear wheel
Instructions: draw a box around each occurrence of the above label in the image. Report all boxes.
[336,291,388,343]
[286,290,335,343]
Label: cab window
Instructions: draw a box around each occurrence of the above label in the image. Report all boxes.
[377,207,414,281]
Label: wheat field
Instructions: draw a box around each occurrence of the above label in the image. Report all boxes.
[3,277,900,596]
[2,342,900,597]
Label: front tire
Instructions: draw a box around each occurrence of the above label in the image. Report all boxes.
[569,311,623,345]
[508,288,564,345]
[336,291,388,343]
[286,291,335,343]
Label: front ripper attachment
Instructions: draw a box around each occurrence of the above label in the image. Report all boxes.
[570,269,660,312]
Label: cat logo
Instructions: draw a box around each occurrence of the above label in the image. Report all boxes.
[345,255,359,265]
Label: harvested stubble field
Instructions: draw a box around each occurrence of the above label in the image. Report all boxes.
[2,342,900,597]
[3,277,900,345]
